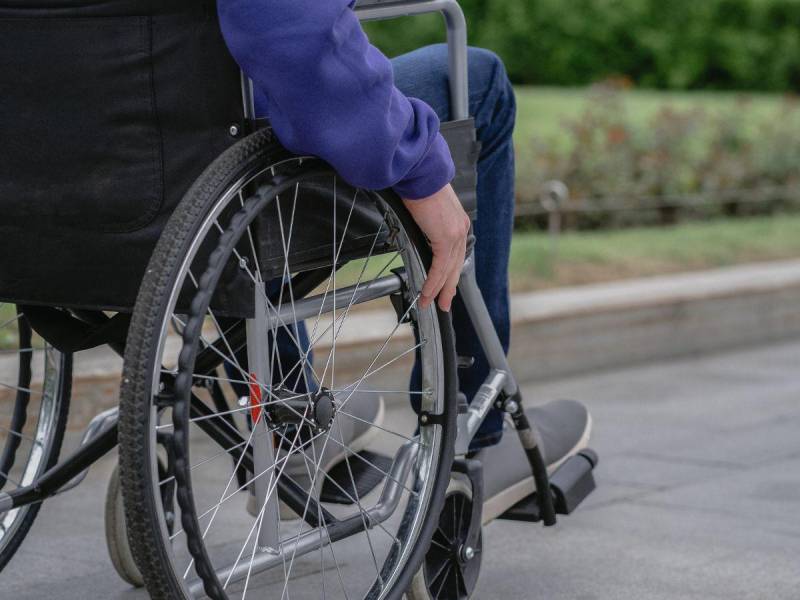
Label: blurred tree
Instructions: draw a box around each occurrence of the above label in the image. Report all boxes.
[363,0,800,91]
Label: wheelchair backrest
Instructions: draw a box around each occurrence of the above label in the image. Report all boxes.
[0,1,243,311]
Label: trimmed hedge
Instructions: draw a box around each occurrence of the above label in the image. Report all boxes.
[364,0,800,91]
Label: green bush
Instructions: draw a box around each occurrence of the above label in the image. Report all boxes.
[364,0,800,91]
[515,87,800,228]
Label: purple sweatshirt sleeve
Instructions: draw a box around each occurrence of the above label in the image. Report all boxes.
[217,0,456,199]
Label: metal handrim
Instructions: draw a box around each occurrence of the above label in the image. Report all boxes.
[0,308,67,556]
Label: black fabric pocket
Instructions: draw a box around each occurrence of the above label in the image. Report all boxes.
[440,118,480,219]
[0,16,162,233]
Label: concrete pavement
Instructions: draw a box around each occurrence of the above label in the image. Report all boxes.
[55,259,800,407]
[3,339,799,599]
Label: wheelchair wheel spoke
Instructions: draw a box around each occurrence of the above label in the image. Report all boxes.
[268,243,398,394]
[325,434,418,498]
[177,417,260,556]
[332,296,420,416]
[133,150,451,599]
[0,313,22,332]
[319,212,385,388]
[330,176,340,395]
[266,425,333,599]
[0,381,41,396]
[0,307,68,564]
[159,423,284,490]
[330,388,426,395]
[187,268,251,381]
[0,347,35,355]
[220,209,326,389]
[224,421,307,591]
[331,341,425,405]
[331,420,383,587]
[0,469,23,488]
[334,408,424,446]
[275,180,321,395]
[0,424,37,445]
[191,425,326,533]
[305,456,403,548]
[240,189,265,286]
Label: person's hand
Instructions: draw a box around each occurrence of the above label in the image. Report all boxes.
[403,184,470,312]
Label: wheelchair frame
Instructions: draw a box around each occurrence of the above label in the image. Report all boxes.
[1,0,570,591]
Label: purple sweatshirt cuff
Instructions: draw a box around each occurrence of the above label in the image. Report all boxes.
[392,133,456,200]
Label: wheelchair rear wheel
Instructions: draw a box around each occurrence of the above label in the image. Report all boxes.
[119,129,458,600]
[0,307,71,571]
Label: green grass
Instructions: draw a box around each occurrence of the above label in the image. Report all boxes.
[509,212,800,291]
[0,303,20,349]
[335,213,800,294]
[2,216,798,349]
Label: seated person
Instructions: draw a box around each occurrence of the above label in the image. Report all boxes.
[219,0,517,452]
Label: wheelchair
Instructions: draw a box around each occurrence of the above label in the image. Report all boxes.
[0,1,597,598]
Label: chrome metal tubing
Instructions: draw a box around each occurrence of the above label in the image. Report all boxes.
[190,440,419,597]
[356,0,470,121]
[265,273,403,329]
[454,368,507,455]
[247,281,281,552]
[56,407,119,495]
[457,258,518,397]
[240,71,256,121]
[240,1,470,126]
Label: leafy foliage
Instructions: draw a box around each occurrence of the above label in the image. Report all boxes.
[517,85,800,228]
[364,0,800,91]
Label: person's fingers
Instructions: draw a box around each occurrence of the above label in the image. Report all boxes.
[437,238,466,312]
[401,185,471,310]
[420,243,454,308]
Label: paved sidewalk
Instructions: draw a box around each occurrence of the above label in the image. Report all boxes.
[5,340,800,599]
[56,259,800,391]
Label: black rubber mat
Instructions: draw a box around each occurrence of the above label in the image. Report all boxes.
[320,450,394,504]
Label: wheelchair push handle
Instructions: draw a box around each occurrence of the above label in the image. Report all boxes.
[239,1,470,123]
[355,0,479,218]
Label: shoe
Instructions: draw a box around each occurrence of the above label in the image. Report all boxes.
[477,399,592,524]
[246,391,385,519]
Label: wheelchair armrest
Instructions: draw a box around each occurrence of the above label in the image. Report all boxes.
[441,118,480,219]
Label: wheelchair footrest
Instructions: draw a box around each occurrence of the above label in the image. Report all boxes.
[320,450,393,504]
[497,449,598,522]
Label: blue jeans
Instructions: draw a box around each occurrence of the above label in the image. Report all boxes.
[250,45,516,448]
[394,45,516,449]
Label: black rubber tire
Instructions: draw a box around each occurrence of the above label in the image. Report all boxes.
[406,474,483,600]
[119,127,459,600]
[0,347,72,573]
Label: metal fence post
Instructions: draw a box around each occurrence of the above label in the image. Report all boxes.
[539,180,568,256]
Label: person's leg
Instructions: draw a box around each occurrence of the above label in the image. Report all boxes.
[393,45,517,449]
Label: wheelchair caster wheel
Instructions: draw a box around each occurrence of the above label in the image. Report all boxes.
[407,474,482,600]
[104,462,144,587]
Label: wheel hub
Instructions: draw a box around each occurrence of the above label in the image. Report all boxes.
[310,388,335,431]
[458,544,475,564]
[267,386,336,432]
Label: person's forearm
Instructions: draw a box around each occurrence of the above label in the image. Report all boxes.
[217,0,455,199]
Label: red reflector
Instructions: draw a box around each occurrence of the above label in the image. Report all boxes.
[249,373,262,423]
